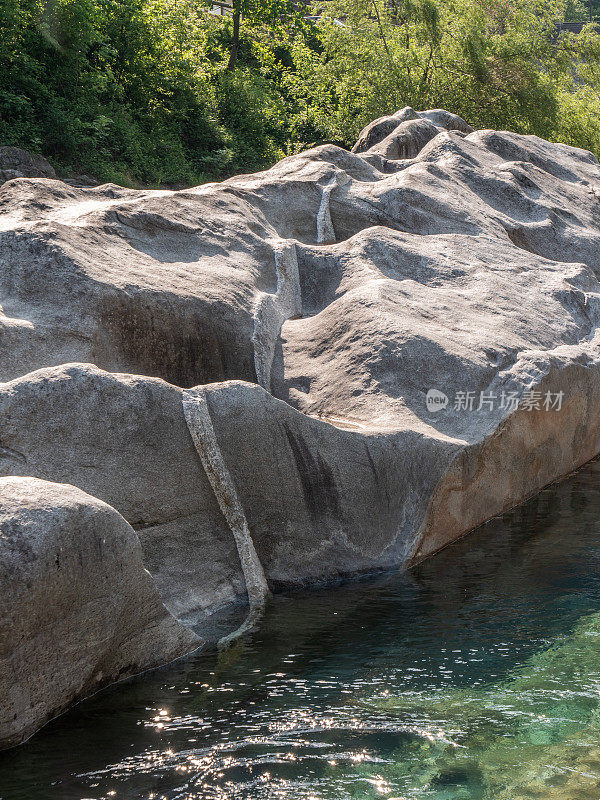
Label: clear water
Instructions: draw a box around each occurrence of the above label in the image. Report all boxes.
[4,461,600,800]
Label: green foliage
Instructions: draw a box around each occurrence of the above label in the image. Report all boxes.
[588,0,600,20]
[1,0,600,186]
[564,0,588,21]
[290,0,600,156]
[0,0,295,183]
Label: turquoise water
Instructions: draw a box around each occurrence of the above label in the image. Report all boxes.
[4,461,600,799]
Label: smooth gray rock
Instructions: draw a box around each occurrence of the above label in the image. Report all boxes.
[0,146,56,183]
[0,477,200,749]
[0,364,245,623]
[1,110,600,571]
[2,107,600,745]
[352,106,473,154]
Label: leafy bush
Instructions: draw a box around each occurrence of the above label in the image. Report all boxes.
[1,0,600,186]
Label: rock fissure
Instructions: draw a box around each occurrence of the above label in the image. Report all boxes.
[252,240,301,391]
[316,175,339,244]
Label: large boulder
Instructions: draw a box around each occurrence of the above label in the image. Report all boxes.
[2,106,600,744]
[0,146,56,183]
[0,365,444,620]
[1,108,600,390]
[0,477,200,750]
[0,364,246,621]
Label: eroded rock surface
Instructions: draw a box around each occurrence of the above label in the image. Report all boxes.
[2,106,600,746]
[0,477,200,749]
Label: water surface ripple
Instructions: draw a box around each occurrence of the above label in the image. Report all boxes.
[4,460,600,799]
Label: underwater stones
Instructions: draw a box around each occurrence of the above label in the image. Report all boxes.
[0,477,200,750]
[373,606,600,800]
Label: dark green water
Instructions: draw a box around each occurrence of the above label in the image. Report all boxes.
[4,461,600,800]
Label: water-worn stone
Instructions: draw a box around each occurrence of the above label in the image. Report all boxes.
[2,106,600,746]
[0,477,200,749]
[0,146,56,183]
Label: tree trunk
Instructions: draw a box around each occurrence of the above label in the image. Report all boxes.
[226,0,241,71]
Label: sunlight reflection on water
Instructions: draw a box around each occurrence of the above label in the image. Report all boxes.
[4,460,600,799]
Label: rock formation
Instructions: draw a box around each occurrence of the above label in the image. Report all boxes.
[2,106,600,747]
[0,146,56,184]
[0,477,200,749]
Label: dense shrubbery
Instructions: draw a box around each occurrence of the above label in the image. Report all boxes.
[294,0,600,154]
[0,0,300,183]
[1,0,600,185]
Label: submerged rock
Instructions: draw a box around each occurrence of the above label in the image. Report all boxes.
[1,107,600,746]
[0,477,200,749]
[372,607,600,799]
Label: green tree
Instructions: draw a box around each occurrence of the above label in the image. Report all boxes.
[565,0,589,21]
[2,0,600,186]
[225,0,304,70]
[288,0,600,151]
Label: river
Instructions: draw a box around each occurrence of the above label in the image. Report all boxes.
[3,459,600,799]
